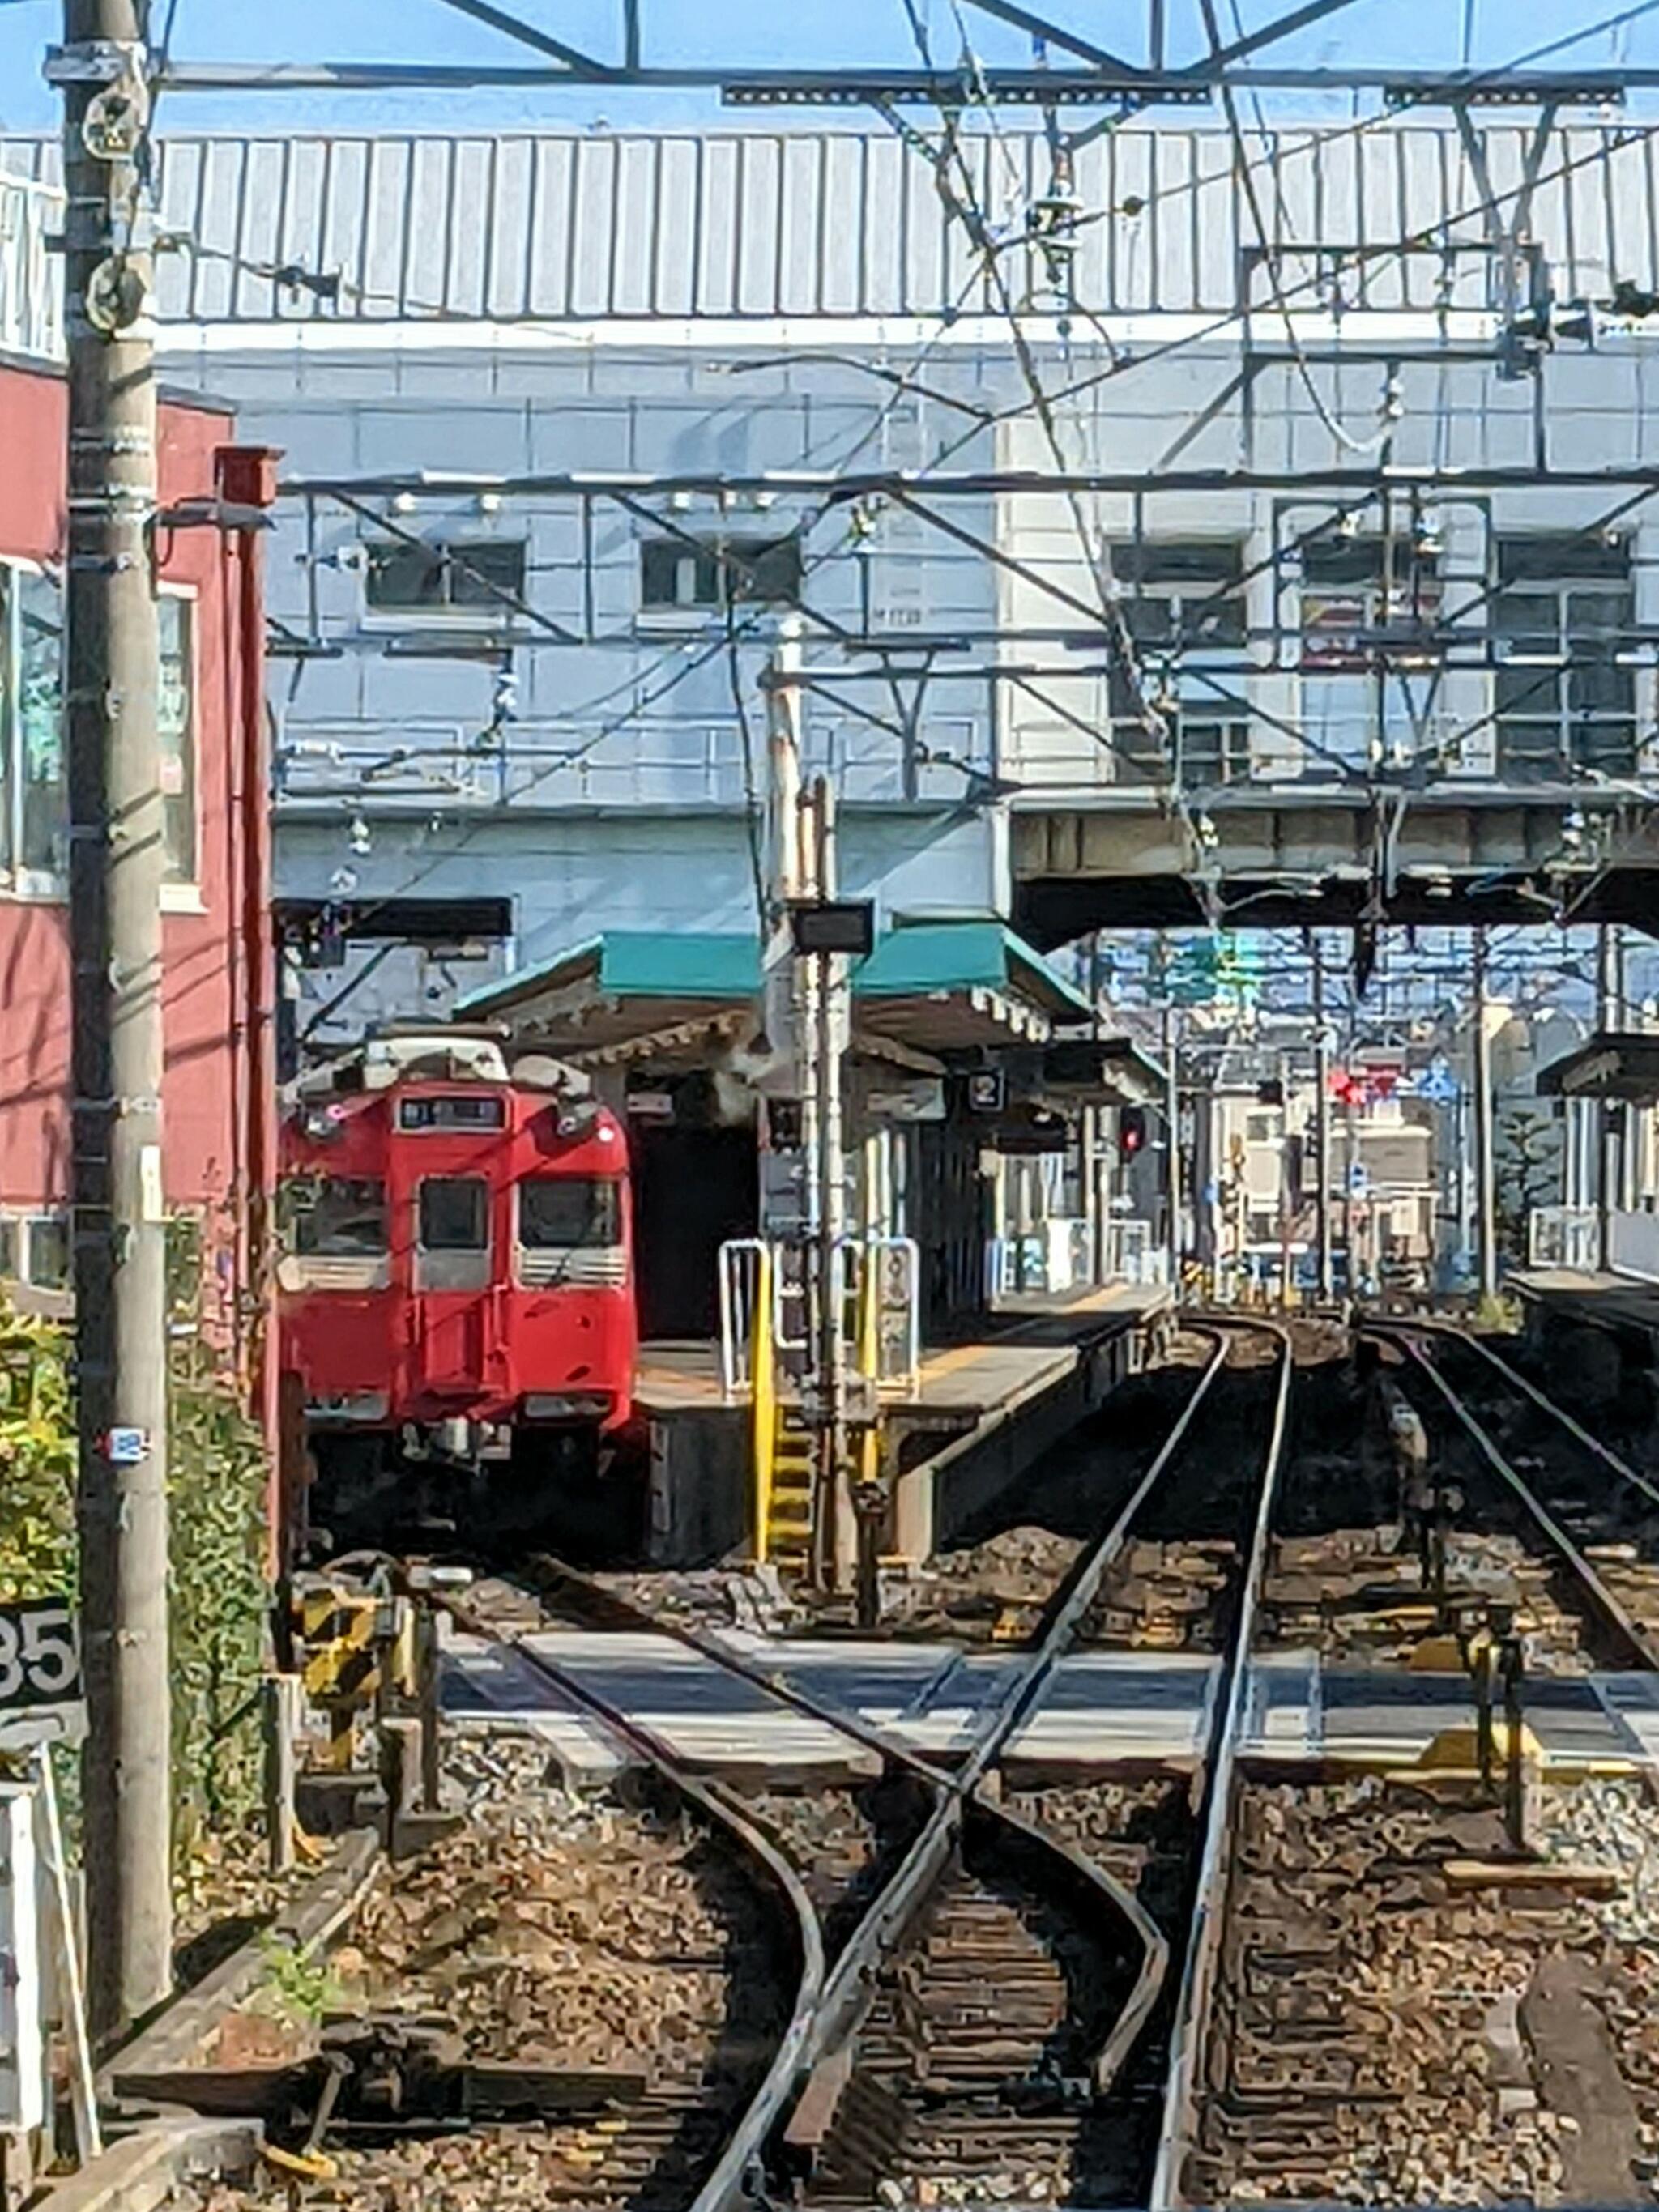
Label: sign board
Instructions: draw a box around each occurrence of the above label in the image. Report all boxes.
[1348,1163,1369,1196]
[968,1071,1006,1114]
[0,1600,85,1750]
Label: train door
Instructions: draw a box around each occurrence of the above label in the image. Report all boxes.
[408,1170,497,1402]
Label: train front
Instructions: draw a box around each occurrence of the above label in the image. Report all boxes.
[276,1032,635,1544]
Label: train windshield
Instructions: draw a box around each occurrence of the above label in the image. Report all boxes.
[418,1177,490,1251]
[518,1177,624,1248]
[282,1177,387,1256]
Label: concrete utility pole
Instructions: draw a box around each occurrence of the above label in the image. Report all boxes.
[61,0,173,2038]
[807,776,851,1592]
[1597,923,1620,1272]
[1473,927,1499,1302]
[1311,936,1333,1302]
[1162,1003,1180,1292]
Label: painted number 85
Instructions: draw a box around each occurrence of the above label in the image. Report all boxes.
[0,1605,79,1707]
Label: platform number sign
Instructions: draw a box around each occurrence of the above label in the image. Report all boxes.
[0,1599,83,1743]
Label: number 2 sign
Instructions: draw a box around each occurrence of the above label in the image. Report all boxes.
[0,1599,84,1745]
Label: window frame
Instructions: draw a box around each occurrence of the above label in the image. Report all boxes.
[515,1175,625,1252]
[1104,539,1249,787]
[0,556,66,900]
[637,533,804,625]
[0,560,198,902]
[416,1174,492,1255]
[158,580,199,893]
[360,538,529,627]
[1492,536,1637,784]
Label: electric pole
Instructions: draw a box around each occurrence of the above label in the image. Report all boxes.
[1162,1002,1180,1293]
[1597,922,1620,1272]
[62,0,173,2037]
[807,775,851,1592]
[1473,928,1499,1302]
[1311,935,1333,1302]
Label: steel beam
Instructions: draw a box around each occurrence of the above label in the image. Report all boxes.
[146,60,1659,96]
[288,464,1659,500]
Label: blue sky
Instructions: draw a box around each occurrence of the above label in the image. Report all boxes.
[2,0,1658,134]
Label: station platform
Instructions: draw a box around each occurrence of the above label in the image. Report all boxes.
[1508,1267,1659,1416]
[631,1280,1172,1566]
[443,1626,1657,1787]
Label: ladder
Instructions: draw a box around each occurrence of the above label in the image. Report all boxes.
[764,1409,816,1568]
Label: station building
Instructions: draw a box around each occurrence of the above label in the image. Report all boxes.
[4,121,1656,1321]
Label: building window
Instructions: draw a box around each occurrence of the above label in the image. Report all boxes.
[1179,719,1252,790]
[0,566,194,889]
[0,563,66,881]
[1299,534,1444,667]
[0,1217,17,1281]
[1107,542,1247,785]
[1297,531,1443,773]
[159,592,195,882]
[639,535,803,613]
[1494,536,1636,782]
[365,539,527,615]
[25,1213,69,1292]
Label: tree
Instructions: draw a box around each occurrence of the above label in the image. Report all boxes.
[1495,1104,1561,1261]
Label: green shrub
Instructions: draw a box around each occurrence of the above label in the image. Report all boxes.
[0,1294,269,1861]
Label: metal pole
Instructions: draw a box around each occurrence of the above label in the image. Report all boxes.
[1473,927,1499,1302]
[809,777,850,1592]
[1163,1003,1180,1294]
[1598,923,1619,1271]
[1312,936,1333,1302]
[63,0,173,2040]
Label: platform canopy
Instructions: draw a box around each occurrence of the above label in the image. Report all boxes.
[456,920,1103,1064]
[1537,1031,1659,1106]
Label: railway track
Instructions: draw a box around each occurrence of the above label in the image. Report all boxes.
[1374,1320,1659,1673]
[325,1318,1657,2210]
[773,1323,1291,2211]
[335,1569,827,2212]
[437,1325,1290,2207]
[1184,1320,1659,2210]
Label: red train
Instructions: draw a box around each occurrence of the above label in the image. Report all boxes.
[276,1027,636,1543]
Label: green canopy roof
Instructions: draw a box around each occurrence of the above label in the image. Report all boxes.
[457,919,1091,1052]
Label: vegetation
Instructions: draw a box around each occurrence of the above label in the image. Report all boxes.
[254,1930,348,2028]
[0,1289,270,1864]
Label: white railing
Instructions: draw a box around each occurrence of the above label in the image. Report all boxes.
[1528,1204,1598,1272]
[719,1234,919,1400]
[987,1217,1169,1297]
[1104,1217,1169,1287]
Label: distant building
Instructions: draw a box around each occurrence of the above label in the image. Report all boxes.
[0,300,275,1352]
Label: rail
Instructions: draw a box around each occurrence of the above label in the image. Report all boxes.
[786,1329,1238,2152]
[1151,1320,1294,2211]
[431,1580,825,2212]
[511,1545,1173,2097]
[487,1323,1280,2205]
[1367,1321,1659,1673]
